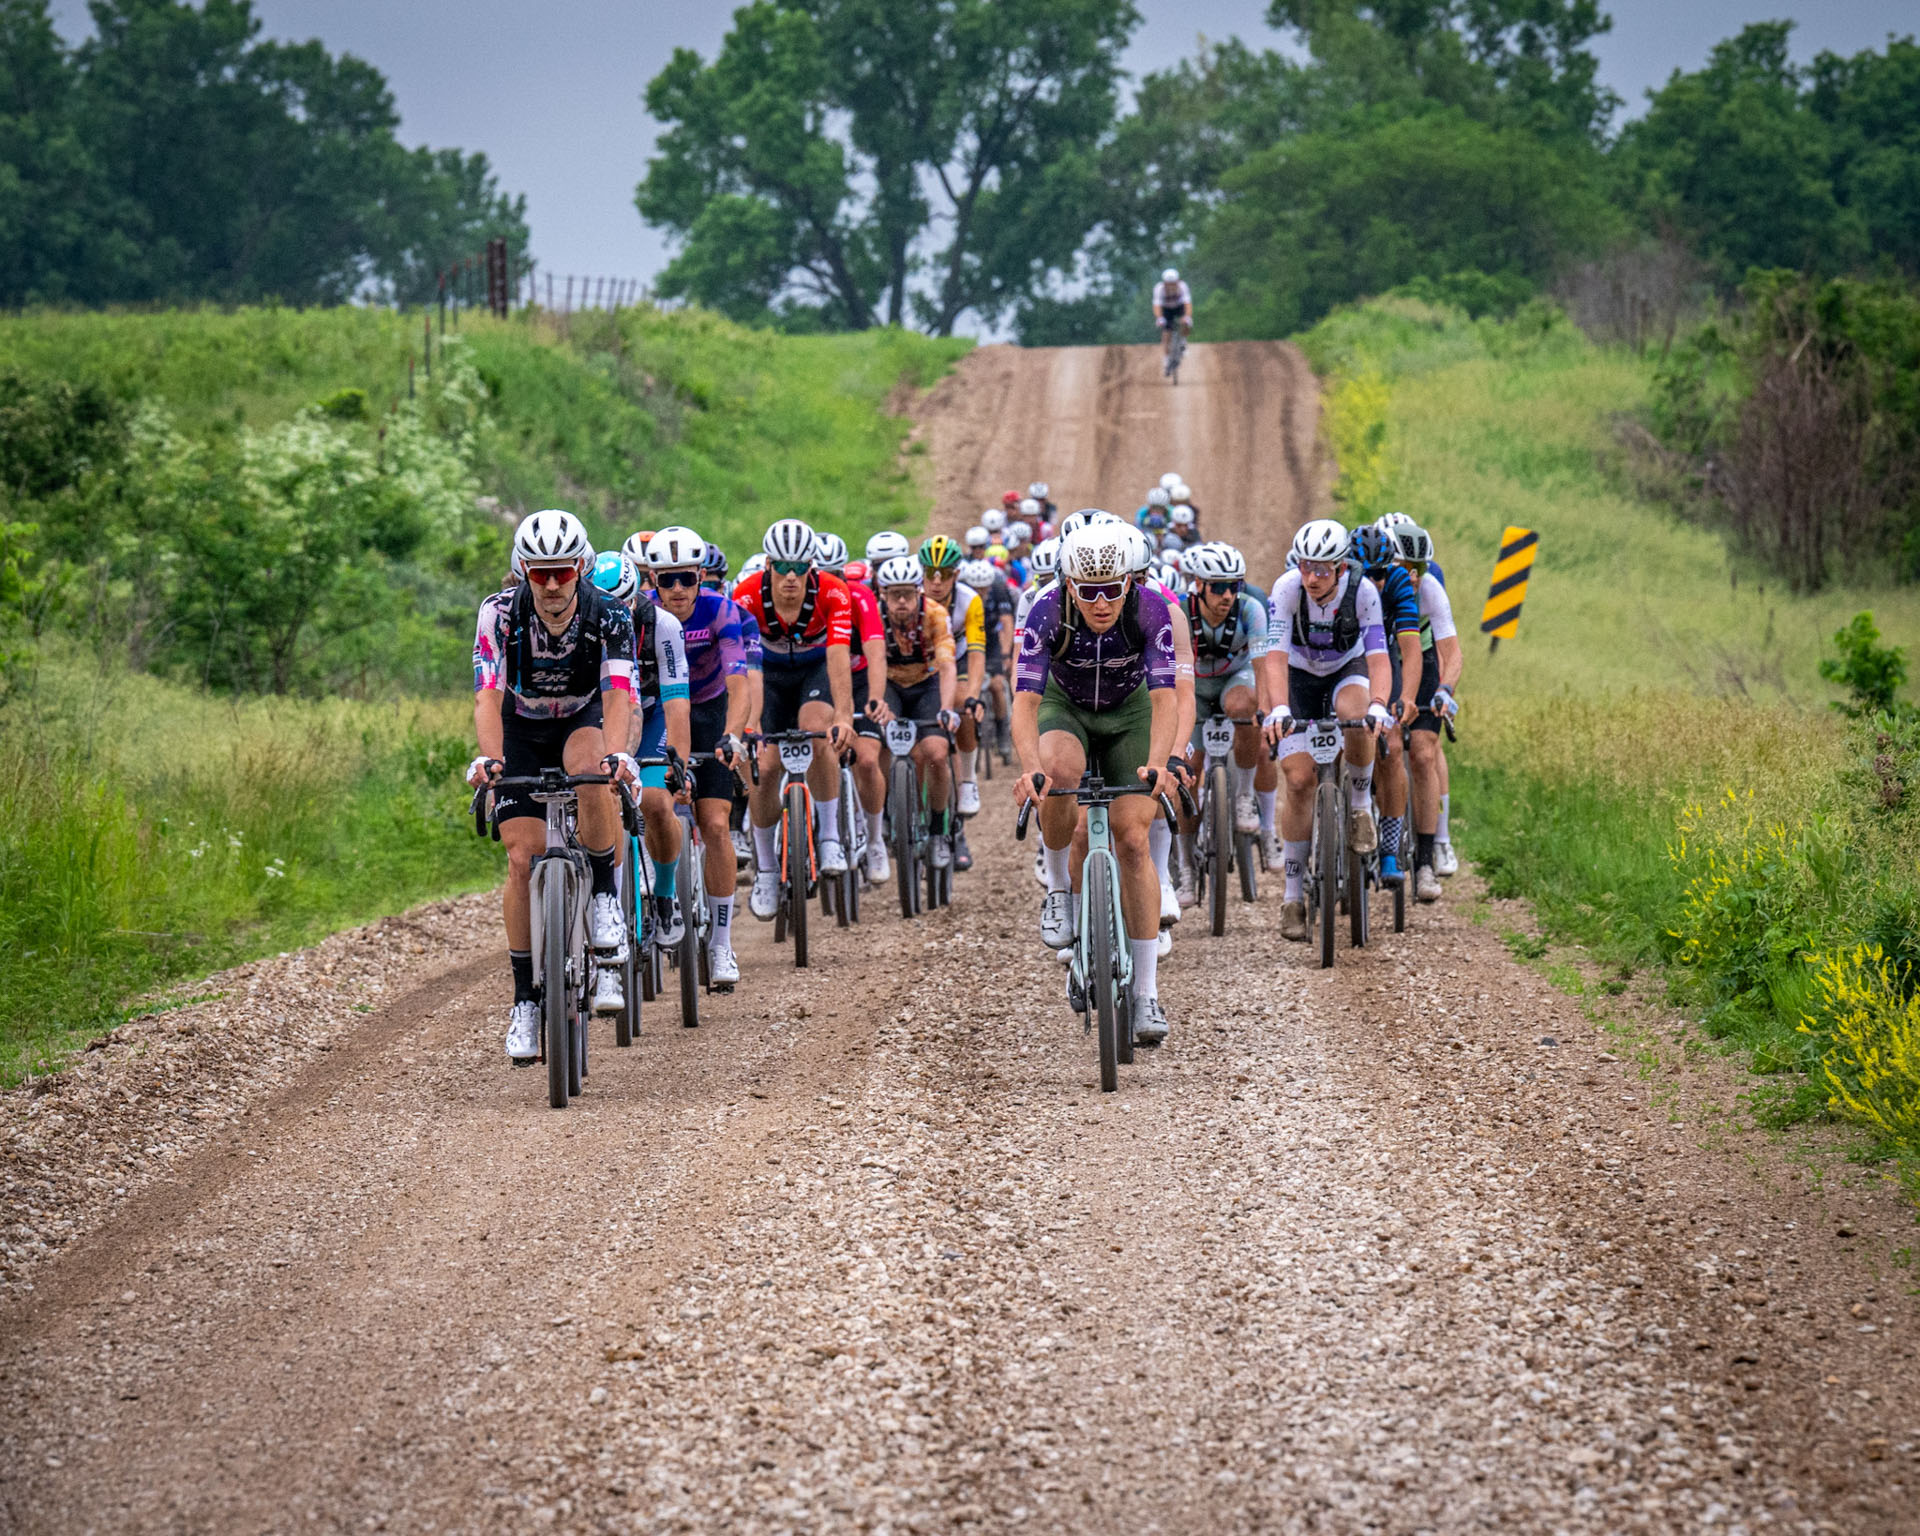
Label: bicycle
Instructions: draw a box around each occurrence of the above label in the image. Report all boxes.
[1279,717,1375,969]
[820,745,864,930]
[630,751,720,1031]
[1163,325,1188,384]
[471,768,631,1110]
[1016,772,1186,1094]
[880,716,956,918]
[744,729,831,968]
[1191,713,1260,937]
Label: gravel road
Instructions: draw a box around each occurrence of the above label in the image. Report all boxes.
[3,343,1915,1534]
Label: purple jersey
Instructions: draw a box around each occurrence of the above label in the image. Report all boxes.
[676,588,750,704]
[1014,583,1177,711]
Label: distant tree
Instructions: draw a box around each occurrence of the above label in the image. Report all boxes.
[638,0,1138,335]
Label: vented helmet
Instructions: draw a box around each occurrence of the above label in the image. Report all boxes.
[1018,497,1041,519]
[1027,537,1060,578]
[1171,482,1192,505]
[958,558,997,591]
[1062,524,1132,585]
[1349,525,1397,572]
[645,526,707,570]
[589,550,638,604]
[1170,505,1194,526]
[918,533,963,570]
[762,518,817,564]
[1028,481,1049,500]
[981,508,1007,534]
[739,552,768,581]
[1146,487,1170,508]
[1291,518,1350,565]
[1392,522,1435,563]
[963,524,990,550]
[1007,521,1031,548]
[515,510,592,570]
[866,529,910,564]
[874,555,922,589]
[1374,511,1416,537]
[1160,471,1181,491]
[702,543,729,580]
[812,531,849,570]
[1181,542,1246,582]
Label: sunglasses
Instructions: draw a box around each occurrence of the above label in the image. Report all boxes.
[1072,578,1129,603]
[653,569,700,589]
[769,559,812,577]
[1201,579,1243,598]
[1298,560,1340,580]
[526,566,578,587]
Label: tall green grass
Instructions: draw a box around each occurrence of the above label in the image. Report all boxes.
[1302,295,1920,1159]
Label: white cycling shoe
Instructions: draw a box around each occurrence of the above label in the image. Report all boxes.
[1259,828,1283,871]
[1415,865,1443,903]
[1133,995,1170,1046]
[1159,878,1180,929]
[931,835,952,870]
[588,892,628,956]
[957,782,981,817]
[749,870,781,921]
[590,966,624,1015]
[707,944,739,991]
[651,894,685,948]
[818,838,848,875]
[865,841,891,882]
[1040,890,1076,949]
[505,1000,539,1064]
[1234,791,1260,835]
[1156,927,1172,959]
[731,829,753,867]
[1348,807,1378,855]
[1174,862,1197,908]
[1435,840,1459,876]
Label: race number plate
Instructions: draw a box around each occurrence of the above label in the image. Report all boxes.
[1307,725,1341,765]
[1200,716,1235,758]
[778,739,814,775]
[885,719,918,755]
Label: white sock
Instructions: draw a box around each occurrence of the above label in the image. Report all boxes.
[1257,788,1277,832]
[1043,843,1071,891]
[752,821,777,870]
[816,795,840,842]
[1232,761,1253,798]
[1349,759,1374,810]
[1438,794,1451,842]
[708,896,733,944]
[1148,817,1170,879]
[1283,839,1310,901]
[866,809,884,846]
[1130,936,1159,1001]
[955,753,975,785]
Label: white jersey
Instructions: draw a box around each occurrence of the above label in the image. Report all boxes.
[1153,279,1192,310]
[1268,567,1389,677]
[642,605,689,707]
[1416,571,1456,648]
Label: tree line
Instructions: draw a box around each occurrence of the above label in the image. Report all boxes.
[0,0,527,309]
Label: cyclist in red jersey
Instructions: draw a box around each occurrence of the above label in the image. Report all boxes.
[816,533,891,882]
[733,519,858,918]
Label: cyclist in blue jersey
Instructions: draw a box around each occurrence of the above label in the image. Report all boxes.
[1014,519,1183,1044]
[1387,520,1462,900]
[1351,526,1423,886]
[468,511,639,1062]
[644,526,752,988]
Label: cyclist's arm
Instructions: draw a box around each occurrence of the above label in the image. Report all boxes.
[724,672,749,739]
[1165,600,1196,753]
[474,686,504,762]
[1423,575,1463,692]
[1267,577,1295,713]
[961,591,987,701]
[600,604,638,755]
[1395,630,1422,711]
[863,631,887,702]
[1437,633,1463,693]
[603,687,633,759]
[1147,685,1178,773]
[826,643,854,727]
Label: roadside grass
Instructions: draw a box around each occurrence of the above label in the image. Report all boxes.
[1301,294,1920,1182]
[0,651,502,1085]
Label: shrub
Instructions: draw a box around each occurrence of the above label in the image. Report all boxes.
[1819,611,1909,718]
[1805,944,1920,1149]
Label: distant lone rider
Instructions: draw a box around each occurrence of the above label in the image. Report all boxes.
[1154,268,1192,359]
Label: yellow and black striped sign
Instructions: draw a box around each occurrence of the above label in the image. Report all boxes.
[1479,526,1537,642]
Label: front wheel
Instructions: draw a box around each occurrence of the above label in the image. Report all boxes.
[890,759,916,920]
[1207,764,1230,938]
[677,835,701,1027]
[1237,830,1259,904]
[1088,859,1122,1093]
[1348,841,1370,950]
[541,867,572,1109]
[784,782,811,969]
[1314,779,1340,970]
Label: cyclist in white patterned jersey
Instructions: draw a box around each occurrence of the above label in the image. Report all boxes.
[917,534,988,870]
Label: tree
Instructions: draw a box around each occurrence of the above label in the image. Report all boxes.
[638,0,1138,335]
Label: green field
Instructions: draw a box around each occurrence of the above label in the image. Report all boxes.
[1304,296,1920,1172]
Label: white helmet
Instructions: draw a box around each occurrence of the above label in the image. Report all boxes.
[812,531,848,570]
[1061,523,1131,584]
[1181,542,1246,582]
[1291,518,1350,565]
[1027,481,1049,500]
[763,518,816,564]
[981,508,1007,534]
[739,552,769,580]
[1159,472,1181,491]
[1162,268,1179,284]
[1146,487,1170,508]
[1120,523,1155,574]
[1008,520,1032,547]
[1018,497,1041,519]
[1170,505,1194,527]
[1374,512,1416,537]
[1028,536,1060,579]
[514,509,591,570]
[958,557,996,590]
[866,529,910,564]
[644,525,707,569]
[963,524,990,550]
[874,555,922,589]
[1170,482,1192,504]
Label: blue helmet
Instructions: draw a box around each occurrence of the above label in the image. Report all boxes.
[590,549,638,605]
[1349,525,1397,573]
[702,543,729,583]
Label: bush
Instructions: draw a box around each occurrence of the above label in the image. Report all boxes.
[1820,611,1909,718]
[1805,945,1920,1151]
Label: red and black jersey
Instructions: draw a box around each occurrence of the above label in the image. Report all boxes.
[732,571,854,670]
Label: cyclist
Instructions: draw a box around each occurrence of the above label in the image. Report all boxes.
[918,534,988,868]
[643,526,752,988]
[1136,486,1171,531]
[1260,519,1393,943]
[1015,535,1059,631]
[1170,483,1201,537]
[1392,520,1462,902]
[962,555,1017,759]
[1165,505,1198,553]
[822,531,893,883]
[964,524,991,557]
[1153,268,1192,358]
[1175,541,1277,898]
[590,548,692,957]
[1027,481,1058,530]
[981,508,1008,544]
[1377,514,1457,876]
[1014,518,1183,1045]
[869,554,961,869]
[1349,524,1423,888]
[1127,525,1197,944]
[468,511,638,1063]
[866,530,911,568]
[732,519,859,919]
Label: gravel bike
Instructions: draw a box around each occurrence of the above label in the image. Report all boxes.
[1017,772,1187,1093]
[631,751,721,1031]
[1285,716,1375,970]
[1163,326,1187,384]
[472,768,631,1110]
[745,729,831,968]
[1192,712,1260,937]
[820,744,865,930]
[881,716,957,918]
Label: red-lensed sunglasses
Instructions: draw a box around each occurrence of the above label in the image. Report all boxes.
[526,565,578,588]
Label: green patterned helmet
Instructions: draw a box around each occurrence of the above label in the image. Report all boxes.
[918,534,963,571]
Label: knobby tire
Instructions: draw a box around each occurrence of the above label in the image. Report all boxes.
[784,783,810,968]
[891,759,916,921]
[1089,857,1122,1093]
[677,834,701,1027]
[1207,764,1230,938]
[1315,780,1339,970]
[542,867,571,1109]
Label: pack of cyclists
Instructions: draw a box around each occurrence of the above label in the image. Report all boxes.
[467,492,1461,1068]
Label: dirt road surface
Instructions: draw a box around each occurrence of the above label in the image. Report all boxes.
[4,344,1917,1534]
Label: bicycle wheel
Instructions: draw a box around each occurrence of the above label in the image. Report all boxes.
[569,992,585,1098]
[1349,842,1369,950]
[784,782,810,968]
[1088,856,1122,1093]
[890,758,916,920]
[1237,830,1259,903]
[615,851,640,1047]
[677,835,701,1027]
[541,867,571,1109]
[1393,871,1406,933]
[1207,764,1230,937]
[925,815,941,913]
[1315,780,1339,970]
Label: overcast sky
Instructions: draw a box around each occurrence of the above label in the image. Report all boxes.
[47,0,1915,305]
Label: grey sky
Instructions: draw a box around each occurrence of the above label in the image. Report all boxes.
[48,1,1915,318]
